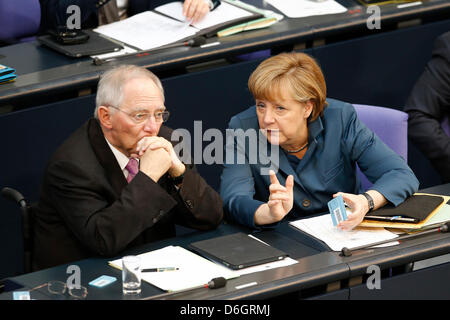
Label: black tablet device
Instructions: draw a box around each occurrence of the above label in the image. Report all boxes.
[190,232,288,270]
[38,30,123,58]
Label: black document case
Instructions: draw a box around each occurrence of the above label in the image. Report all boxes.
[38,30,123,57]
[366,194,445,222]
[190,232,288,270]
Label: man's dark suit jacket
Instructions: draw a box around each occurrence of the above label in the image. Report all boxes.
[39,0,220,32]
[33,118,223,270]
[404,31,450,183]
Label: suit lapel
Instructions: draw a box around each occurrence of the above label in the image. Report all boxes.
[295,116,324,173]
[87,119,128,196]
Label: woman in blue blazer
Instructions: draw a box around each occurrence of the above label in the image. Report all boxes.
[220,52,419,230]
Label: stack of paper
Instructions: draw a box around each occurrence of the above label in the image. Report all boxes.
[265,0,347,18]
[224,0,284,21]
[109,246,238,292]
[94,1,256,51]
[94,11,198,51]
[217,0,284,37]
[289,214,399,251]
[155,1,253,30]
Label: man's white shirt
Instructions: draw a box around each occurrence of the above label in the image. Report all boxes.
[105,137,138,180]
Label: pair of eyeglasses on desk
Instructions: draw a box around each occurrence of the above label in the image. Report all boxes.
[29,280,88,300]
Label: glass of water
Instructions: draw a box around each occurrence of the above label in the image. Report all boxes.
[122,255,141,295]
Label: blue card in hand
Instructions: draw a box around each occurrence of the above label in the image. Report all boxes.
[328,195,348,227]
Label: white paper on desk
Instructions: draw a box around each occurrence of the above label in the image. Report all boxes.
[155,1,253,30]
[289,214,399,251]
[235,257,298,276]
[109,246,238,292]
[90,45,137,60]
[94,11,197,50]
[265,0,347,18]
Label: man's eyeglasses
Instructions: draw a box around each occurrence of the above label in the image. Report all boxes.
[109,106,170,124]
[29,280,88,300]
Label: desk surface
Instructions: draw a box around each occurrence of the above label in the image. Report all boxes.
[0,0,449,108]
[1,183,449,300]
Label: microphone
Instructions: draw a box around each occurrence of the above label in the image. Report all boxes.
[187,36,207,47]
[159,36,206,49]
[93,36,207,65]
[206,277,226,289]
[340,222,450,257]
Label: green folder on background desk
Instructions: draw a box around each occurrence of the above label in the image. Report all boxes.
[217,17,278,37]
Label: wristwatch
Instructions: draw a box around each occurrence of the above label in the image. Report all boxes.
[169,172,184,186]
[362,192,374,212]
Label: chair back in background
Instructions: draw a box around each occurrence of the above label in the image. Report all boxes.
[353,104,408,191]
[0,0,41,43]
[0,94,94,278]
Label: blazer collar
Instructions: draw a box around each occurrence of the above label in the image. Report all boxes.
[292,115,324,173]
[87,118,128,196]
[308,115,324,143]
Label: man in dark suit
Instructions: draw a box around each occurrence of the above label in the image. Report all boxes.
[33,65,223,270]
[404,31,450,183]
[39,0,221,32]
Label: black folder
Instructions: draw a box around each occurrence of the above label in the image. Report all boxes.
[190,232,288,270]
[365,194,445,222]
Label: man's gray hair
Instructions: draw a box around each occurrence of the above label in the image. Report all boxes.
[94,65,164,119]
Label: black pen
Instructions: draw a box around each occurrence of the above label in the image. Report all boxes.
[142,267,179,272]
[365,215,419,223]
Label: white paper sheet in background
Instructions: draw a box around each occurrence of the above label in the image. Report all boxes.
[265,0,347,18]
[91,45,137,60]
[94,11,197,50]
[289,214,399,251]
[224,0,284,21]
[155,1,254,30]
